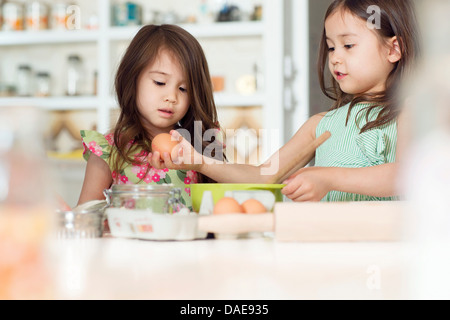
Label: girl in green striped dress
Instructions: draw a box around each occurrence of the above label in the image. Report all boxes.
[156,0,420,202]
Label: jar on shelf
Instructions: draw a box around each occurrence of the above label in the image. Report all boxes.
[35,72,50,97]
[17,64,33,97]
[66,54,82,96]
[2,2,24,31]
[26,1,49,30]
[51,2,67,30]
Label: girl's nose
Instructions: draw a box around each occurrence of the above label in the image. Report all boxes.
[330,50,342,65]
[164,90,177,104]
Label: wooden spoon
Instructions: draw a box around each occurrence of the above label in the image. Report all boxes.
[266,131,331,184]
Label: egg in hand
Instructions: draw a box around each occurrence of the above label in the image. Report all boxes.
[151,133,180,160]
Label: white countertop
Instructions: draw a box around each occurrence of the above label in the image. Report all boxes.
[46,235,413,300]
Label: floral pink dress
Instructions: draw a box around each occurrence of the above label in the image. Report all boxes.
[81,130,198,210]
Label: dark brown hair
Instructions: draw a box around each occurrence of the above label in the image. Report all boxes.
[113,24,223,183]
[318,0,420,132]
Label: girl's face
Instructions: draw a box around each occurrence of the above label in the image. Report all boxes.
[325,9,397,95]
[136,49,190,136]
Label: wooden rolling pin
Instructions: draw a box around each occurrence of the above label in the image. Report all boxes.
[197,201,406,242]
[266,131,331,184]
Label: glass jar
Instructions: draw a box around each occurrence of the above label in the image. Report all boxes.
[26,1,49,30]
[103,184,186,214]
[35,72,50,97]
[17,64,32,97]
[66,54,82,96]
[51,2,67,30]
[2,2,24,31]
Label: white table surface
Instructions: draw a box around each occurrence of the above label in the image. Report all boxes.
[46,234,415,300]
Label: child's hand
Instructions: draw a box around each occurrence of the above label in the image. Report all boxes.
[148,130,203,171]
[281,167,331,202]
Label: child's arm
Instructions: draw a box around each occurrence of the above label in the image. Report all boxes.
[282,110,407,201]
[151,114,324,183]
[77,154,113,205]
[282,164,398,201]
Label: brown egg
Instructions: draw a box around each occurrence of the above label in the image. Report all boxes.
[213,197,244,214]
[242,198,267,214]
[151,133,179,160]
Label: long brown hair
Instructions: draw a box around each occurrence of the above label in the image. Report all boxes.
[113,24,223,183]
[318,0,420,132]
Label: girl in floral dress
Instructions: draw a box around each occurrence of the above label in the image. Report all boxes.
[78,25,224,210]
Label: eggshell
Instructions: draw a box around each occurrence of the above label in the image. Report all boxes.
[213,197,244,214]
[241,199,267,214]
[151,133,179,160]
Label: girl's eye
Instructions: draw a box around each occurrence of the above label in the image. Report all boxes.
[327,47,335,52]
[344,44,354,49]
[154,80,165,86]
[179,87,187,93]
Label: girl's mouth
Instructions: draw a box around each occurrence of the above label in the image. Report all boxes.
[158,109,174,118]
[334,71,347,81]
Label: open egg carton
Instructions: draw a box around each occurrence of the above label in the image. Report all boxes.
[198,189,276,240]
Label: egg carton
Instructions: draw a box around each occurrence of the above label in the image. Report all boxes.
[106,208,208,241]
[198,190,276,240]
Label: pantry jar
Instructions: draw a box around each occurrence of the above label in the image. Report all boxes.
[51,2,67,30]
[35,72,50,97]
[26,1,49,30]
[2,2,24,31]
[17,64,33,97]
[103,184,186,214]
[66,54,82,96]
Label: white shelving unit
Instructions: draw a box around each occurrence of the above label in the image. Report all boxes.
[0,0,286,153]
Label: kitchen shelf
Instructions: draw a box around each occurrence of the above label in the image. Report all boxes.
[108,21,264,42]
[0,21,263,47]
[0,30,100,46]
[214,92,264,107]
[0,96,101,110]
[0,92,263,110]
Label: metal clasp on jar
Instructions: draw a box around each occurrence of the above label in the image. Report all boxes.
[165,188,187,214]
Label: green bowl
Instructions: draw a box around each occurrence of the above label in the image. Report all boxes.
[189,183,285,213]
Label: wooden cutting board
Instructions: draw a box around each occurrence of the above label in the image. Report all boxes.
[197,201,406,242]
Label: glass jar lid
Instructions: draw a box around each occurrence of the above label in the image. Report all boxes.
[109,183,174,194]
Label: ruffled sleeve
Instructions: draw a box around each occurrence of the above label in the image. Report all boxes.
[355,129,387,166]
[80,130,114,164]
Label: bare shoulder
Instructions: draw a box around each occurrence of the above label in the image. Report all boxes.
[300,112,327,139]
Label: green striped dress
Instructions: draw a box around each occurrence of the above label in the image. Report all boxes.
[315,102,398,202]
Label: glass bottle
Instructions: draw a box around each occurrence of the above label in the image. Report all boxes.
[66,54,82,96]
[26,0,49,31]
[35,72,50,97]
[17,64,32,97]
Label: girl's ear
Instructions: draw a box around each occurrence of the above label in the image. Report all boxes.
[387,36,402,63]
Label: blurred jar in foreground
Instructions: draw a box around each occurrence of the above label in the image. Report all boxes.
[0,107,54,300]
[399,0,450,300]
